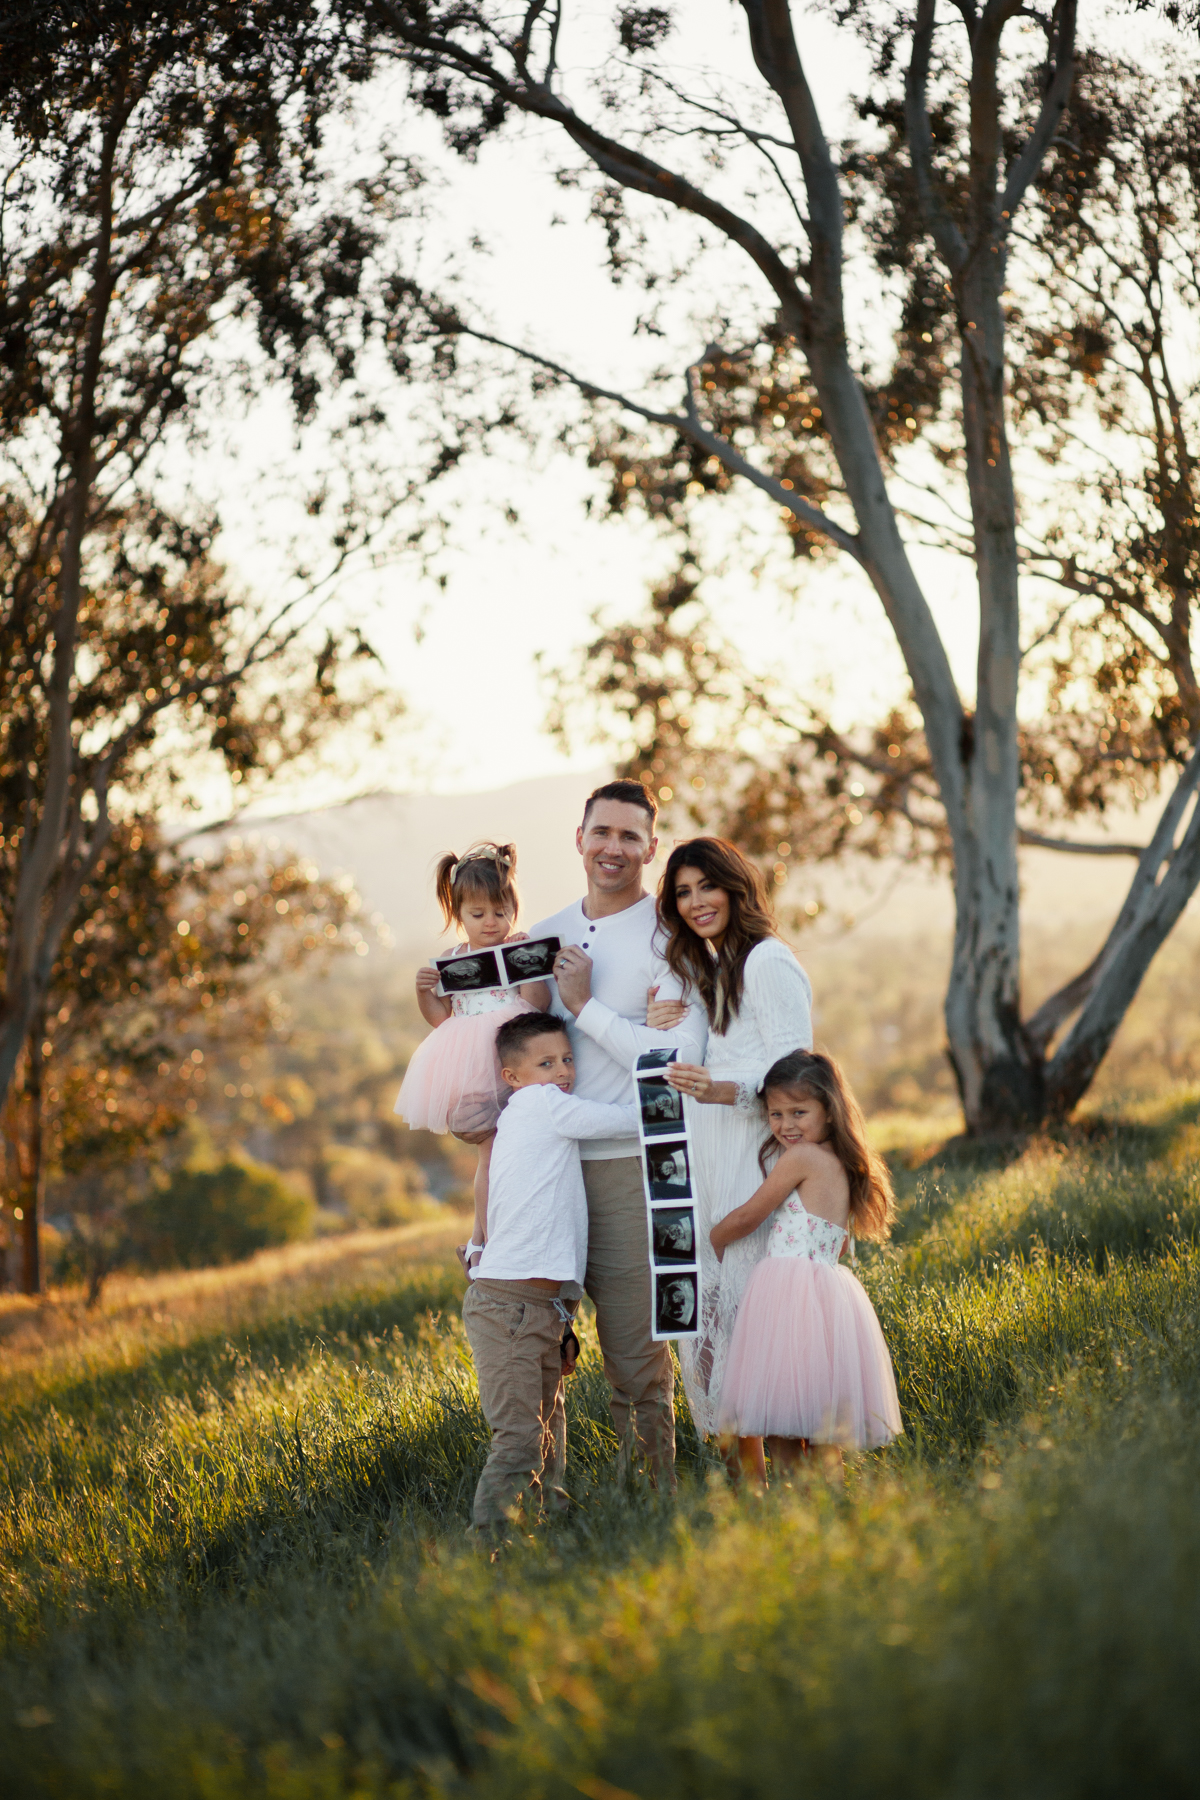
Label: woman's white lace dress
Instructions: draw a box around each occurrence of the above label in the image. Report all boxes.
[679,936,813,1436]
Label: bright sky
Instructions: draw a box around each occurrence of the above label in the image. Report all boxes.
[197,1,1155,812]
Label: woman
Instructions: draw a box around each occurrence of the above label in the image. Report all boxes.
[650,838,813,1462]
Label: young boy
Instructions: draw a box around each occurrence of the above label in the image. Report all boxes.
[461,1011,638,1540]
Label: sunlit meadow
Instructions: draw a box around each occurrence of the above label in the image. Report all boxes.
[5,1092,1200,1797]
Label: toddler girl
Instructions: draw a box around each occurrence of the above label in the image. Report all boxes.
[712,1049,901,1484]
[395,842,550,1226]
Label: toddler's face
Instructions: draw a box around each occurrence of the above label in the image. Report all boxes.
[767,1086,829,1146]
[502,1032,575,1095]
[459,895,514,949]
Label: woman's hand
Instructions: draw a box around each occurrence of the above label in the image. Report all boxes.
[646,984,688,1030]
[666,1062,715,1102]
[709,1220,728,1264]
[665,1063,740,1106]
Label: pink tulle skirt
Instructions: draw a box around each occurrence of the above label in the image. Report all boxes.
[717,1256,903,1449]
[394,1003,534,1137]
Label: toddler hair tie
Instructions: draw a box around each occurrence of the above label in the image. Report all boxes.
[452,846,513,882]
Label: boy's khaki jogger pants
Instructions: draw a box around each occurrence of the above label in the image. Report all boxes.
[582,1156,677,1489]
[462,1278,578,1527]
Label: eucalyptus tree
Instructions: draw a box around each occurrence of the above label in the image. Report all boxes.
[0,1,396,1142]
[349,0,1200,1132]
[0,0,418,1286]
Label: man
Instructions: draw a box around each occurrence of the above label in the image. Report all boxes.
[530,779,707,1488]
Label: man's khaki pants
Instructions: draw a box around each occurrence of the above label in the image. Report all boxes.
[463,1278,576,1527]
[583,1155,676,1488]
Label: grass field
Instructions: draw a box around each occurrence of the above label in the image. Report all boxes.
[6,1092,1200,1798]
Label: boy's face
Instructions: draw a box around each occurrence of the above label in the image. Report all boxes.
[502,1030,575,1094]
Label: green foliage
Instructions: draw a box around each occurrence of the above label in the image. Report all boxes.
[319,1145,436,1228]
[5,1101,1200,1795]
[137,1159,316,1269]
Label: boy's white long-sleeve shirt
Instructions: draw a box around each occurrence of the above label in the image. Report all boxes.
[529,893,708,1160]
[474,1084,640,1283]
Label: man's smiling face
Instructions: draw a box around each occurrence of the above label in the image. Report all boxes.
[576,799,657,897]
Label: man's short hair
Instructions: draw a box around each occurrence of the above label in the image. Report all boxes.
[496,1010,570,1068]
[581,779,658,831]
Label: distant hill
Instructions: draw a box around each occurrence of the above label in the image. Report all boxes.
[185,770,611,957]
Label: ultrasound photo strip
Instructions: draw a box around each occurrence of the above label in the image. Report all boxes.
[650,1203,697,1266]
[435,935,561,995]
[637,1073,685,1138]
[633,1046,701,1342]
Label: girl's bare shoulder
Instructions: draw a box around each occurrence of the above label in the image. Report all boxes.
[773,1140,829,1178]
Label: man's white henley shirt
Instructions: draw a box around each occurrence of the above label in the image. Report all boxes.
[530,893,708,1160]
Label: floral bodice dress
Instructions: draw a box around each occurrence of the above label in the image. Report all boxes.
[769,1192,846,1263]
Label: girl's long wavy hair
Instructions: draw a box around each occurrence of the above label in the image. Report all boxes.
[656,837,776,1032]
[759,1050,896,1242]
[434,841,519,932]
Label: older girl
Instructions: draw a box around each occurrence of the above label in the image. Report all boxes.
[714,1050,901,1485]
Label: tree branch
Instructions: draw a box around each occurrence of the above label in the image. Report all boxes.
[740,0,844,302]
[370,0,814,334]
[455,322,867,562]
[1017,828,1144,856]
[905,0,968,271]
[1025,735,1200,1057]
[999,0,1077,223]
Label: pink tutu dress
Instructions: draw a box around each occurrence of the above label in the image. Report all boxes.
[717,1192,902,1450]
[394,951,535,1138]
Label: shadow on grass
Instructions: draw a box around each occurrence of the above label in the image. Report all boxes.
[194,1345,713,1594]
[1070,1086,1200,1160]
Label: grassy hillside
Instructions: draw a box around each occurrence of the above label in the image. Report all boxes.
[5,1092,1200,1797]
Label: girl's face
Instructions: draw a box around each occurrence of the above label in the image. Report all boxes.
[766,1086,829,1147]
[459,893,514,949]
[673,865,731,946]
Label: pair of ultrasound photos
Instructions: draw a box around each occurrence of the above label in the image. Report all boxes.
[434,935,562,996]
[635,1048,700,1340]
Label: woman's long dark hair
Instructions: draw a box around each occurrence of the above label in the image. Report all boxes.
[758,1049,896,1242]
[656,838,776,1032]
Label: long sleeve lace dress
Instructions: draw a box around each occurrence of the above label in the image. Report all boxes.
[679,936,813,1437]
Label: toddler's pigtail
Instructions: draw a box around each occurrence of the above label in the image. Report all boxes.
[495,843,519,920]
[434,852,461,930]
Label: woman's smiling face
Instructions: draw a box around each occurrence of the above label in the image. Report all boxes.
[673,865,731,946]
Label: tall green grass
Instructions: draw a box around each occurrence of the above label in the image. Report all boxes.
[6,1096,1200,1797]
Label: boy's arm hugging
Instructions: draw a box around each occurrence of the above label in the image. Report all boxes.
[542,1085,639,1142]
